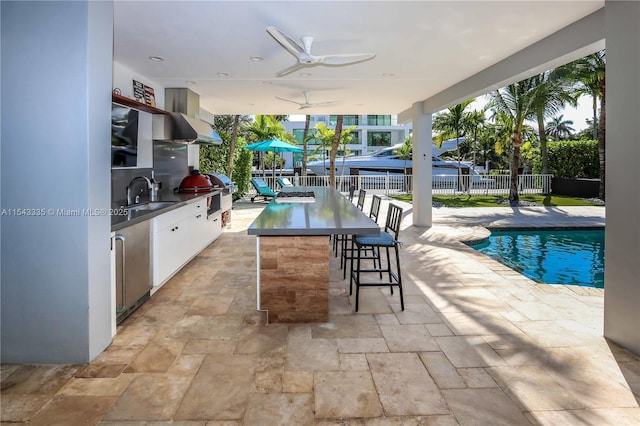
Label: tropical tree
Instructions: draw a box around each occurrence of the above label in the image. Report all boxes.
[312,122,335,176]
[246,115,287,174]
[313,121,355,185]
[433,99,475,190]
[489,80,538,203]
[555,50,606,199]
[301,114,311,176]
[433,99,474,157]
[545,115,575,140]
[529,71,577,173]
[330,115,344,188]
[465,109,486,171]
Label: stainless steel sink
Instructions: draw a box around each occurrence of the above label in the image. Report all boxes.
[127,201,178,212]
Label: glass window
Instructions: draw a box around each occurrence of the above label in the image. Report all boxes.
[329,115,359,126]
[367,131,392,147]
[292,128,320,144]
[366,115,391,126]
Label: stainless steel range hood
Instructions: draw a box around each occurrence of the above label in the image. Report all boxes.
[167,112,222,144]
[159,88,222,145]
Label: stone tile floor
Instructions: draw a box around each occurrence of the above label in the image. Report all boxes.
[2,197,639,425]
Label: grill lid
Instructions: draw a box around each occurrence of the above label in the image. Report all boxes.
[207,172,237,193]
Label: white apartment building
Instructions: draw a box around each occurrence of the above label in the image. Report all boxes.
[282,114,412,169]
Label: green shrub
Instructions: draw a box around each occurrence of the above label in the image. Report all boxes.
[533,140,599,178]
[232,147,253,200]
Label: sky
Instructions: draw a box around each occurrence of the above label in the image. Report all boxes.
[289,95,595,132]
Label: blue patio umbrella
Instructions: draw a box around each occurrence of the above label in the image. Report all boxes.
[246,139,303,180]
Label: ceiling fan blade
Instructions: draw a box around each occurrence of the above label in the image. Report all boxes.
[275,62,306,77]
[275,96,303,106]
[266,26,304,58]
[311,100,342,107]
[318,53,376,65]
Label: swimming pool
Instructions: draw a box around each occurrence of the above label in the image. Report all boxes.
[469,228,604,288]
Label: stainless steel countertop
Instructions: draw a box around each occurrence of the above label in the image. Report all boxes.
[247,187,380,236]
[111,190,222,232]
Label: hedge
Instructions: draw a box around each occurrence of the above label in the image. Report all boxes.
[533,140,599,178]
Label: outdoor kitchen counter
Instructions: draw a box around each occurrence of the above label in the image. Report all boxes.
[247,186,379,236]
[111,190,222,232]
[248,186,379,323]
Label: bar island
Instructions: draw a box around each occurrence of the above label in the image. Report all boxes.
[248,186,379,322]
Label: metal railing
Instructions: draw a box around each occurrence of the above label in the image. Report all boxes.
[248,173,553,197]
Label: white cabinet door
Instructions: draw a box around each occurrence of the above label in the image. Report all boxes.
[153,204,194,287]
[207,213,222,242]
[154,218,185,287]
[152,199,222,289]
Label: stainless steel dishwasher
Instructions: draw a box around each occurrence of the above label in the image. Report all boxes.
[113,220,151,324]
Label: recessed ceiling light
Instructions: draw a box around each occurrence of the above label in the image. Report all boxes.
[300,72,312,77]
[148,55,165,62]
[185,80,197,85]
[382,73,395,77]
[262,81,273,85]
[216,72,229,77]
[250,56,264,62]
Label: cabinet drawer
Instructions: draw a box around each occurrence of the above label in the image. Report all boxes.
[153,202,197,231]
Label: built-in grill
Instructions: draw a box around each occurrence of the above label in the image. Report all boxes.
[206,172,237,227]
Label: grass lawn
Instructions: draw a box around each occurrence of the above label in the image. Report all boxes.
[390,193,604,207]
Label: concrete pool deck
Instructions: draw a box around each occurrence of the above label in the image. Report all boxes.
[2,199,638,425]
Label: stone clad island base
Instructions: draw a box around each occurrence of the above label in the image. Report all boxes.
[259,235,329,322]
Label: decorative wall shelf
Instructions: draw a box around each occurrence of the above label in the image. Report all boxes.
[112,93,167,115]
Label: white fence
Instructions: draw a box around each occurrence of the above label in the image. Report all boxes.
[248,173,553,197]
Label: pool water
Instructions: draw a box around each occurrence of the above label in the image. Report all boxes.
[470,229,604,288]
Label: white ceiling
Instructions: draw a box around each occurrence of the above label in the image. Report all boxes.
[113,1,603,116]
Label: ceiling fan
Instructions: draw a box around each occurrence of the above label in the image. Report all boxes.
[266,26,376,77]
[276,91,341,110]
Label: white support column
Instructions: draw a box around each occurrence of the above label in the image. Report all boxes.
[603,0,640,355]
[409,103,433,228]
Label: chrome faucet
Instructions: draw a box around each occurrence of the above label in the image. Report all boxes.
[126,176,152,206]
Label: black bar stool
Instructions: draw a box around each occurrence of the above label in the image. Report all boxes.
[339,189,366,272]
[342,194,381,279]
[350,203,404,312]
[333,185,357,255]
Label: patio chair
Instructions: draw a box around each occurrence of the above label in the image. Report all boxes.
[350,203,404,312]
[250,178,277,202]
[276,177,293,188]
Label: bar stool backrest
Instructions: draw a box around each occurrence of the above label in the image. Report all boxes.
[384,203,403,240]
[356,189,366,211]
[348,185,356,202]
[370,195,382,224]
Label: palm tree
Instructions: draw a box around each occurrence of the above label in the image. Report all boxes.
[330,115,344,188]
[246,115,286,175]
[433,99,475,190]
[313,121,355,187]
[465,109,486,172]
[545,115,575,140]
[530,71,577,173]
[555,50,606,199]
[489,80,538,203]
[301,115,311,177]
